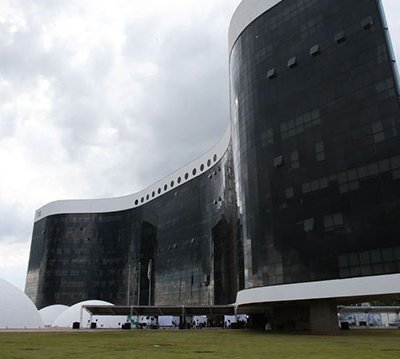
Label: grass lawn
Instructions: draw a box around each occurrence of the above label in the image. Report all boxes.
[1,329,400,359]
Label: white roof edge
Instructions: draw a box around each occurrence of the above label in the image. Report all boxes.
[34,124,231,222]
[229,0,282,54]
[235,273,400,306]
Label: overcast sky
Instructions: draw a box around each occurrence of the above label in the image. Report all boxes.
[0,0,399,292]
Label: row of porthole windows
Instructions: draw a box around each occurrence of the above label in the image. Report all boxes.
[133,154,219,206]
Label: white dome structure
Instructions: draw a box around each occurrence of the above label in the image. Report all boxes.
[52,300,128,328]
[39,304,69,327]
[0,278,43,329]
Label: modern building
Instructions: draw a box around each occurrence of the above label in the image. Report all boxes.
[230,0,400,333]
[26,0,400,333]
[26,128,243,310]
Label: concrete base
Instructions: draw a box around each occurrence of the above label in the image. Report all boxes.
[248,299,339,334]
[309,300,339,335]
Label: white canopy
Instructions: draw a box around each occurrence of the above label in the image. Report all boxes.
[0,278,43,329]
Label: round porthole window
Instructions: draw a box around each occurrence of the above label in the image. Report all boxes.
[158,188,161,194]
[146,194,149,200]
[213,154,217,162]
[170,180,174,187]
[200,164,204,171]
[135,200,139,205]
[141,197,144,203]
[207,159,211,167]
[164,184,168,191]
[177,177,182,184]
[184,173,189,180]
[152,191,155,197]
[192,168,197,176]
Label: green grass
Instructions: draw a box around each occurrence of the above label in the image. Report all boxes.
[1,329,400,359]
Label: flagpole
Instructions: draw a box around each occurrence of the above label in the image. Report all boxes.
[127,264,131,305]
[137,262,141,305]
[147,259,152,306]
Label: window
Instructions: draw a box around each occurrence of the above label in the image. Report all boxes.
[184,173,189,180]
[267,68,276,79]
[361,16,373,30]
[280,109,320,139]
[372,121,385,143]
[200,164,205,171]
[285,187,294,199]
[334,31,346,44]
[324,212,344,230]
[287,56,297,68]
[304,218,314,232]
[315,141,325,161]
[261,129,274,146]
[273,155,284,168]
[192,168,197,176]
[290,151,299,169]
[170,180,174,187]
[393,169,400,180]
[310,44,320,56]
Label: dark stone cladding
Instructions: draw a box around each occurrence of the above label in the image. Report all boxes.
[25,148,244,309]
[230,0,400,289]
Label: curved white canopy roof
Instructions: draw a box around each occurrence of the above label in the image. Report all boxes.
[39,304,69,327]
[52,300,128,328]
[0,278,43,329]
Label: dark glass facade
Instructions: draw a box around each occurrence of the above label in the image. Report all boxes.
[26,0,400,310]
[26,149,243,309]
[230,0,400,289]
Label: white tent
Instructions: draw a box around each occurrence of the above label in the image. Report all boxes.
[39,304,69,327]
[0,278,43,329]
[52,299,127,328]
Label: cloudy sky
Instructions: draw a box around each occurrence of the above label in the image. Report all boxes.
[1,0,399,292]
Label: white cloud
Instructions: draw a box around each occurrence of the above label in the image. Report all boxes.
[0,0,241,290]
[0,241,29,290]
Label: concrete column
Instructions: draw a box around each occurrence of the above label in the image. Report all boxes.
[309,300,339,335]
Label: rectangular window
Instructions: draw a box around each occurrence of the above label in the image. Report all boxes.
[302,182,311,193]
[280,109,320,140]
[324,212,344,230]
[273,155,284,168]
[315,141,325,161]
[285,187,294,199]
[304,218,314,232]
[267,68,276,79]
[372,121,385,143]
[261,129,274,146]
[290,150,299,169]
[310,44,321,56]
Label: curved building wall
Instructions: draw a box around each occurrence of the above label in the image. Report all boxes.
[26,134,243,309]
[230,0,400,289]
[26,0,400,312]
